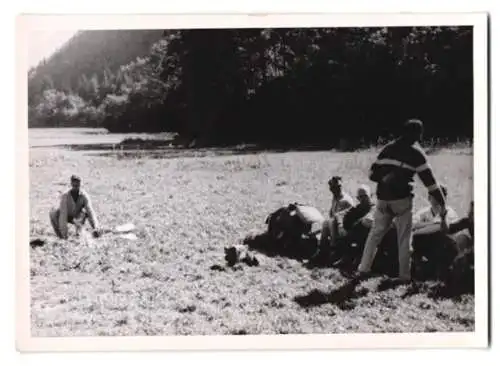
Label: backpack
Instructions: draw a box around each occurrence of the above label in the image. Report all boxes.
[265,203,325,244]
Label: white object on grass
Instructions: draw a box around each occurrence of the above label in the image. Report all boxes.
[114,223,136,233]
[119,233,138,241]
[295,205,325,224]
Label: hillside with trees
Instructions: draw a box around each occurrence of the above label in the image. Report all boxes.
[28,26,473,148]
[28,29,164,123]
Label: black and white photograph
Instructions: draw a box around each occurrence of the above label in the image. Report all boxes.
[17,13,489,351]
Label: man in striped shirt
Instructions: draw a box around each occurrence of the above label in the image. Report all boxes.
[352,119,449,283]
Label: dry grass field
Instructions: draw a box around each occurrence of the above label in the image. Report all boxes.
[29,129,474,337]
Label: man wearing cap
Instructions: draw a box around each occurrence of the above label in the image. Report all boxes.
[49,175,101,239]
[352,119,450,284]
[307,176,354,265]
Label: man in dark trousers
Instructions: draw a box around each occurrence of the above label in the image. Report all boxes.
[351,119,450,284]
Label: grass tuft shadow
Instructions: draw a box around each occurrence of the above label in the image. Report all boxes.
[30,238,47,248]
[293,280,368,309]
[427,282,474,300]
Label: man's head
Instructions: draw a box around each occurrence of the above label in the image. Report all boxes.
[400,119,424,144]
[356,184,372,207]
[328,176,342,196]
[70,175,81,193]
[429,183,448,210]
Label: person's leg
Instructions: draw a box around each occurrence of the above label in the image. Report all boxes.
[49,208,63,238]
[373,226,399,277]
[310,219,335,264]
[411,233,430,280]
[357,201,394,275]
[336,223,368,269]
[72,211,89,236]
[329,220,337,248]
[391,198,413,282]
[435,234,460,281]
[454,231,473,253]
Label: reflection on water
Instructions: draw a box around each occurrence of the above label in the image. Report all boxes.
[28,128,338,160]
[28,128,174,148]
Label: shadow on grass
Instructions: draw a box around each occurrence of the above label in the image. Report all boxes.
[30,238,47,248]
[293,280,369,309]
[243,232,318,262]
[395,277,474,300]
[427,282,475,300]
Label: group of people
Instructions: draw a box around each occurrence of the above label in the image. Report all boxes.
[307,119,474,284]
[47,119,474,286]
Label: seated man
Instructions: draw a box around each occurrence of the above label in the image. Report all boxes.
[49,175,101,239]
[411,184,461,280]
[342,184,375,233]
[445,201,474,292]
[329,184,377,266]
[413,184,459,234]
[447,200,474,252]
[307,176,354,265]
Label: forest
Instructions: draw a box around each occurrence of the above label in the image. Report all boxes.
[28,26,473,148]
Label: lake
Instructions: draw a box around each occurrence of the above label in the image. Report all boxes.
[28,128,174,148]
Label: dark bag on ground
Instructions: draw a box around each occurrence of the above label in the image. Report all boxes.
[265,203,324,248]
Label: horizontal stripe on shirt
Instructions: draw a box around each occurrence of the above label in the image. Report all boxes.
[427,183,439,192]
[416,162,431,173]
[375,158,416,172]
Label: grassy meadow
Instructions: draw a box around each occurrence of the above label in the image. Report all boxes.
[29,129,474,337]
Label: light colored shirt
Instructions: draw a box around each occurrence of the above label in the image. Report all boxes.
[58,189,99,238]
[329,192,355,218]
[413,205,459,226]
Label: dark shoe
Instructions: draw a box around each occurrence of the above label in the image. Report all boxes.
[388,278,412,286]
[342,270,373,281]
[307,249,326,262]
[378,277,412,291]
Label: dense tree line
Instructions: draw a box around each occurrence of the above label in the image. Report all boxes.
[28,26,473,148]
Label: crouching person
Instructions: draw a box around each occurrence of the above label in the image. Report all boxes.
[49,175,101,239]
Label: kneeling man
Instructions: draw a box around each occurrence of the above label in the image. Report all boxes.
[49,175,101,239]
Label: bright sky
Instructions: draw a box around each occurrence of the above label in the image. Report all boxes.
[27,30,78,69]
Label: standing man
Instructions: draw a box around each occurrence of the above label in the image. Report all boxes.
[49,175,101,239]
[352,119,449,284]
[307,176,354,266]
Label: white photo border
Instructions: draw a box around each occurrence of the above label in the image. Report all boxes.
[16,12,489,352]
